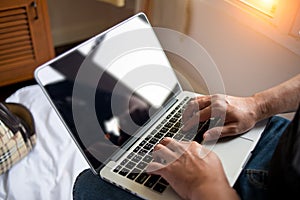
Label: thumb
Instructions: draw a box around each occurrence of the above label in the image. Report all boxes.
[203,127,223,141]
[204,124,243,141]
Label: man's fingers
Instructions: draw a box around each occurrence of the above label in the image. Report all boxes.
[146,162,165,174]
[182,96,211,122]
[194,96,212,109]
[152,143,178,164]
[147,139,181,174]
[182,100,199,123]
[203,127,223,141]
[182,106,211,131]
[203,124,242,141]
[160,137,187,154]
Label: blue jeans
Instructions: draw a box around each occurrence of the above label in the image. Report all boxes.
[73,116,290,200]
[73,168,142,200]
[233,116,290,200]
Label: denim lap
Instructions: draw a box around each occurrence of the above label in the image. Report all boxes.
[73,169,143,200]
[233,116,290,200]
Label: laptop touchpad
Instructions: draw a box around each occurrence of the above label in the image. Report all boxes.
[203,137,253,186]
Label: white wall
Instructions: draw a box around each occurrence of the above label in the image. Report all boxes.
[46,0,135,46]
[137,0,300,98]
[189,2,300,97]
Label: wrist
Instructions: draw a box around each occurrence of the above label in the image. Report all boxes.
[251,93,271,121]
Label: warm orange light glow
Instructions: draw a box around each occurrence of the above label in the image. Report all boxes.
[262,0,274,5]
[240,0,278,17]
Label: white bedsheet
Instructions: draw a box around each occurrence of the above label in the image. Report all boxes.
[0,85,89,200]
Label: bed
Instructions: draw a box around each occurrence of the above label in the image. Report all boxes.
[0,85,89,200]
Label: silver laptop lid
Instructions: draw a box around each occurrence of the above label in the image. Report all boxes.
[34,13,181,173]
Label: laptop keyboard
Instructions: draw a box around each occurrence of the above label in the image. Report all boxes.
[112,97,221,194]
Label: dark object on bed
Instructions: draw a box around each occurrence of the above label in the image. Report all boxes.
[0,102,36,175]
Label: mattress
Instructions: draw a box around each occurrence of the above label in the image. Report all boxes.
[0,85,89,200]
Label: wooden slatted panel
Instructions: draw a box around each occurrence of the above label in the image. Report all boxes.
[0,7,35,66]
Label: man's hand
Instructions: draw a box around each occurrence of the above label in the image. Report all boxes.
[147,137,239,200]
[182,94,259,141]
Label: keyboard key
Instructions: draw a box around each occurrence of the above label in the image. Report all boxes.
[149,138,159,144]
[132,155,142,163]
[144,143,153,150]
[161,119,167,124]
[160,127,168,133]
[156,124,162,129]
[173,133,184,140]
[169,117,177,123]
[139,140,146,147]
[165,132,174,138]
[144,135,151,141]
[144,175,160,188]
[113,165,122,173]
[127,172,139,180]
[154,132,164,139]
[153,183,167,193]
[133,146,141,153]
[170,127,179,133]
[143,155,153,163]
[135,173,150,184]
[165,122,173,128]
[138,149,148,156]
[127,168,141,180]
[137,161,147,170]
[174,122,181,128]
[159,178,169,186]
[125,161,136,170]
[174,112,181,118]
[119,168,129,176]
[127,152,135,159]
[184,133,195,141]
[121,159,129,166]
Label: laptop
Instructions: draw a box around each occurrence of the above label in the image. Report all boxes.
[34,12,267,200]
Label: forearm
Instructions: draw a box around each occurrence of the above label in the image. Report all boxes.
[252,74,300,121]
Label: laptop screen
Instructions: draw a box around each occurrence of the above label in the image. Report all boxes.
[35,13,181,172]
